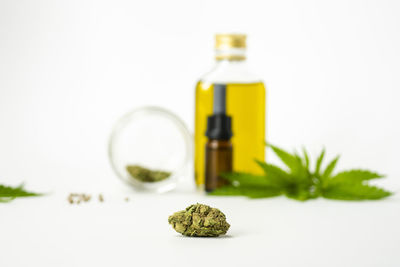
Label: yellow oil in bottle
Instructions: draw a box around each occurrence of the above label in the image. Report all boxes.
[195,81,266,187]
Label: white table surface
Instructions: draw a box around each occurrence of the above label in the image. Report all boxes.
[1,190,399,267]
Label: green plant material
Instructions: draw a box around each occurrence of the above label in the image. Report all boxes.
[126,165,171,183]
[209,145,392,201]
[0,184,43,203]
[168,203,230,237]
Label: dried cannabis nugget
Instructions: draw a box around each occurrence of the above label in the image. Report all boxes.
[168,203,230,237]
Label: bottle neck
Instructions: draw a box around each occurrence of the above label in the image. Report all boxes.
[200,48,260,84]
[204,59,255,84]
[213,59,248,69]
[215,47,246,61]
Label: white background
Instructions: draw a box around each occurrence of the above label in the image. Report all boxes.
[1,1,400,266]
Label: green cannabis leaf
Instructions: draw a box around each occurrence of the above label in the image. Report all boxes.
[209,145,392,201]
[0,184,43,203]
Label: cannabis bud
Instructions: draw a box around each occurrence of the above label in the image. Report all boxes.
[126,165,171,183]
[168,203,230,237]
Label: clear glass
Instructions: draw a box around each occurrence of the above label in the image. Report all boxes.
[109,106,192,193]
[201,58,261,83]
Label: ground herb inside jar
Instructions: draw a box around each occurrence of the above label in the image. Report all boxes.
[126,165,171,183]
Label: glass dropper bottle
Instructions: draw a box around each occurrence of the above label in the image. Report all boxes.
[205,84,233,192]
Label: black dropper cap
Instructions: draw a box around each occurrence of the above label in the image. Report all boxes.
[205,84,233,140]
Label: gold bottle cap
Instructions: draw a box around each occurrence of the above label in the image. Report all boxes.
[215,34,246,60]
[215,34,246,49]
